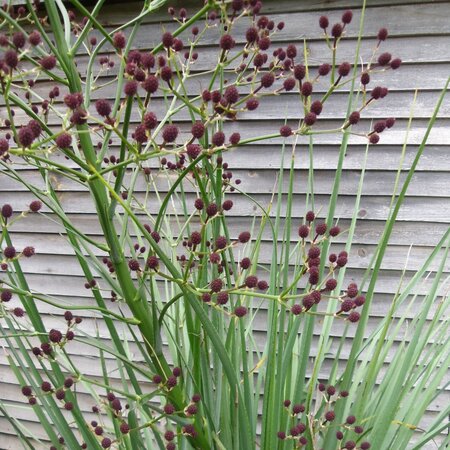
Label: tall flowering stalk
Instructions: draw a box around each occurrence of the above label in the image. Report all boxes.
[0,1,449,450]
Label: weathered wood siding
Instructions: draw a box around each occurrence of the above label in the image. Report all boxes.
[1,0,449,448]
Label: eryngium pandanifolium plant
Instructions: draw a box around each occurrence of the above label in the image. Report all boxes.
[0,1,449,449]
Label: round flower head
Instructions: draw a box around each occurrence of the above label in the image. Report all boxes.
[28,30,42,46]
[0,139,9,155]
[283,77,296,91]
[377,52,391,66]
[348,111,360,125]
[206,203,218,216]
[187,144,201,159]
[143,112,158,130]
[319,16,329,29]
[361,72,370,85]
[220,34,235,50]
[101,438,112,449]
[377,27,388,41]
[4,50,19,69]
[22,246,35,257]
[325,278,337,291]
[113,32,126,49]
[124,80,138,97]
[64,92,84,109]
[304,112,316,126]
[55,133,72,149]
[342,10,353,24]
[383,118,395,130]
[245,275,258,288]
[246,27,259,44]
[224,86,239,104]
[28,120,42,138]
[12,32,26,48]
[246,97,259,110]
[301,82,313,97]
[39,56,57,71]
[286,44,297,59]
[280,125,292,137]
[338,62,351,77]
[315,222,327,235]
[212,131,225,147]
[1,289,13,302]
[325,410,335,421]
[261,73,275,88]
[234,306,247,317]
[1,204,13,219]
[162,125,179,143]
[162,31,174,48]
[30,200,42,212]
[298,224,309,238]
[142,75,159,93]
[293,64,306,80]
[191,121,205,139]
[134,124,147,143]
[331,23,343,38]
[310,100,323,115]
[240,257,251,269]
[18,127,35,147]
[95,99,111,117]
[329,225,340,236]
[229,132,241,145]
[369,133,380,144]
[238,231,251,243]
[49,329,62,343]
[390,58,402,69]
[348,311,360,322]
[217,291,228,305]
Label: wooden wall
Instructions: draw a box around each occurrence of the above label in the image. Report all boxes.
[0,0,449,448]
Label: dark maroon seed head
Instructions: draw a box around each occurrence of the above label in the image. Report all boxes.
[336,431,344,440]
[344,441,356,450]
[361,72,370,85]
[293,64,306,81]
[95,99,111,117]
[338,62,351,77]
[22,246,35,257]
[206,203,218,217]
[342,10,353,24]
[191,121,205,139]
[292,403,305,414]
[4,50,19,69]
[315,222,327,235]
[238,231,251,243]
[212,131,225,147]
[280,125,292,137]
[291,304,302,315]
[286,44,297,59]
[29,200,42,212]
[113,32,126,49]
[142,75,159,94]
[12,32,26,48]
[305,211,315,222]
[124,80,138,97]
[348,111,360,125]
[348,311,360,322]
[1,204,13,219]
[22,386,32,397]
[319,16,329,29]
[28,30,42,46]
[377,52,391,66]
[360,442,371,450]
[310,100,323,116]
[13,307,24,317]
[331,23,343,38]
[246,97,259,111]
[325,278,337,291]
[234,306,247,317]
[390,58,402,69]
[18,127,35,147]
[377,28,388,41]
[325,410,336,421]
[39,56,57,70]
[261,73,275,88]
[386,117,396,128]
[220,34,235,50]
[245,275,258,288]
[162,125,178,143]
[210,278,223,293]
[3,246,17,259]
[304,112,317,126]
[329,225,340,236]
[101,438,112,448]
[222,200,233,211]
[143,112,158,130]
[55,133,72,149]
[217,291,229,305]
[369,133,380,144]
[240,257,251,269]
[258,280,269,290]
[298,225,309,238]
[301,81,313,97]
